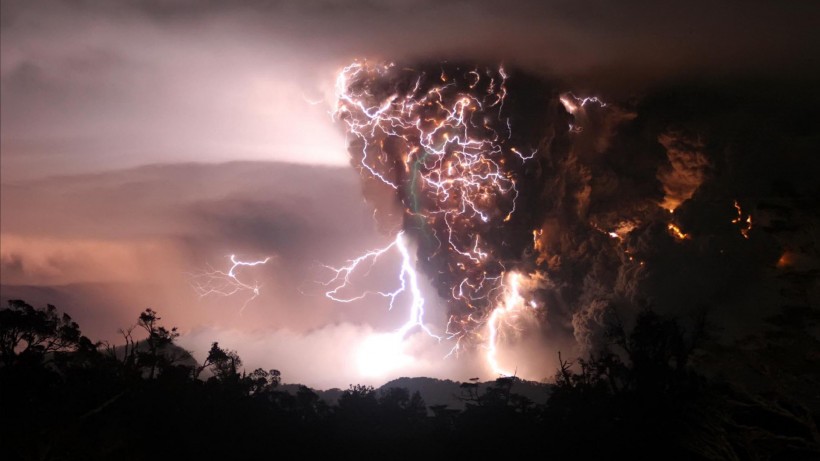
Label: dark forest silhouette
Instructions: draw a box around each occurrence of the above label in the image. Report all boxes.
[1,299,818,460]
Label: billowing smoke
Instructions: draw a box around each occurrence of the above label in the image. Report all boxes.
[657,131,711,212]
[334,60,820,370]
[334,62,568,345]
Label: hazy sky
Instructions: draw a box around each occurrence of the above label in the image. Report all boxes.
[3,0,817,180]
[2,0,818,388]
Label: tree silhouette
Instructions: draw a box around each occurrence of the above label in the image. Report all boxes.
[246,367,281,395]
[0,299,91,367]
[2,299,818,460]
[198,341,242,382]
[337,384,378,419]
[378,387,427,427]
[136,308,180,379]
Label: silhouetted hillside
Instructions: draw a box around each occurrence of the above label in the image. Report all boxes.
[380,376,551,410]
[279,377,551,410]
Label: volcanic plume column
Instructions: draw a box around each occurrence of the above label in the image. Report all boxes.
[330,61,562,376]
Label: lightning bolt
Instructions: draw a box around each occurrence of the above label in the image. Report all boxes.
[331,61,562,376]
[485,271,540,377]
[321,231,439,341]
[334,61,533,313]
[189,254,271,313]
[559,93,607,115]
[320,231,446,377]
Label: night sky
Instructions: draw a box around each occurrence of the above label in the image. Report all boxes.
[2,0,818,389]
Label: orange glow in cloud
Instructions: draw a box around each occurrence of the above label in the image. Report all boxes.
[667,223,690,241]
[657,132,710,212]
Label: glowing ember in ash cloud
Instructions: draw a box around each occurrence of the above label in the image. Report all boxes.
[657,132,710,213]
[732,200,753,239]
[667,223,690,241]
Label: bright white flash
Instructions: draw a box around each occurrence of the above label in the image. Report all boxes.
[485,271,537,377]
[320,231,441,377]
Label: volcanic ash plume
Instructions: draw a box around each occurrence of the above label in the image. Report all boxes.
[333,62,568,355]
[331,60,798,376]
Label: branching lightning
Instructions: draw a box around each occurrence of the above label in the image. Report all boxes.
[190,254,271,312]
[560,93,607,132]
[328,61,551,376]
[320,231,439,340]
[485,271,538,377]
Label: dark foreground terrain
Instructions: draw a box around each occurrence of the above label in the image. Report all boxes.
[1,299,819,460]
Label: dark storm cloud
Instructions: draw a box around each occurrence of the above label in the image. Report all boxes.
[552,83,820,352]
[23,0,813,71]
